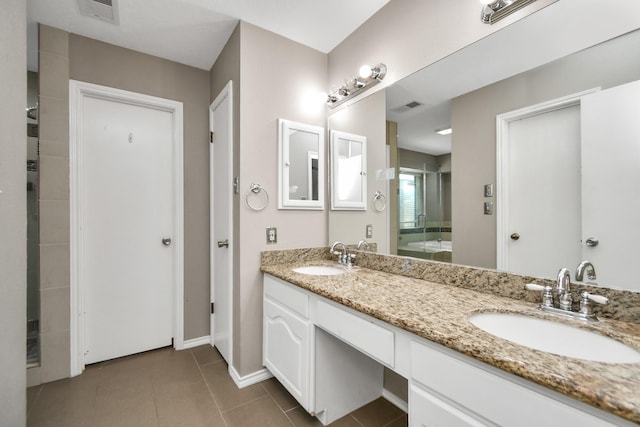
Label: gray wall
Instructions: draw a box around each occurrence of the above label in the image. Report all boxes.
[68,34,212,340]
[0,0,27,425]
[37,26,211,383]
[209,23,242,371]
[452,29,640,268]
[235,22,328,376]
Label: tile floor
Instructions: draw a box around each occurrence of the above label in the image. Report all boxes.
[27,345,408,427]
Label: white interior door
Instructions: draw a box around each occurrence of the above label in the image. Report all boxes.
[210,82,233,364]
[80,92,178,365]
[581,80,640,289]
[502,105,582,279]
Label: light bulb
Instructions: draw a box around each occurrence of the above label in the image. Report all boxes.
[359,65,373,79]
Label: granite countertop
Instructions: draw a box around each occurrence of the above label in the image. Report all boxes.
[261,259,640,424]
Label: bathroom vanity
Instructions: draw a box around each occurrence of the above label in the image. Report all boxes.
[261,251,640,426]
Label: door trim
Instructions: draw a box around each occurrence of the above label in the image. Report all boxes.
[69,80,184,376]
[495,88,599,272]
[209,80,234,364]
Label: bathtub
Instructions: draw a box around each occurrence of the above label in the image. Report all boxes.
[407,240,452,252]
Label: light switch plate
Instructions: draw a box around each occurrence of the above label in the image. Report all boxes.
[266,227,277,244]
[484,184,494,197]
[366,224,373,239]
[484,202,494,215]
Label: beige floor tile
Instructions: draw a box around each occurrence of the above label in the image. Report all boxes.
[192,344,224,366]
[351,398,405,427]
[26,385,42,416]
[27,378,97,427]
[155,380,225,427]
[383,414,408,427]
[200,361,267,411]
[223,395,293,427]
[286,407,363,427]
[262,377,299,412]
[94,395,158,427]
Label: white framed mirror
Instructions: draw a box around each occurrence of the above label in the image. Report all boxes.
[278,119,324,210]
[330,130,367,210]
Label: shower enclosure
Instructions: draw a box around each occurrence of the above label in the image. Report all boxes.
[27,71,40,366]
[397,167,452,262]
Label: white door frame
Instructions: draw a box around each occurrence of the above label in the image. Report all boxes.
[495,88,599,271]
[69,80,184,376]
[209,81,234,362]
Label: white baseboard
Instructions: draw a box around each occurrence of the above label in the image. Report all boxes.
[182,336,211,350]
[229,365,273,389]
[383,388,409,413]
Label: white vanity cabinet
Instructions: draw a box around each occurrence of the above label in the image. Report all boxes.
[409,340,633,427]
[263,275,313,411]
[263,273,636,427]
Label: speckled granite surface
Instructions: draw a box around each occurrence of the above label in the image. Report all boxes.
[261,249,640,424]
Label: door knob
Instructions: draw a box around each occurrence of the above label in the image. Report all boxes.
[162,237,172,246]
[585,237,599,247]
[217,239,229,248]
[510,233,520,241]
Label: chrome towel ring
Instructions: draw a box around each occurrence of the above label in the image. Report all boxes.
[372,190,386,212]
[245,182,269,211]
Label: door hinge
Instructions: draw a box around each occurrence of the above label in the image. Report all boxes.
[210,131,214,143]
[211,302,214,314]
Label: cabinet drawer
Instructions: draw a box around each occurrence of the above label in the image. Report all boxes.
[264,274,309,318]
[410,341,623,427]
[409,384,489,427]
[316,300,394,366]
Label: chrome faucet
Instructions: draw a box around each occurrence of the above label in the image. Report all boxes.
[575,260,596,282]
[525,266,609,321]
[357,239,370,251]
[330,241,353,266]
[557,268,573,311]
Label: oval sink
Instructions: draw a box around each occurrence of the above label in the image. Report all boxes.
[469,312,640,364]
[292,265,347,276]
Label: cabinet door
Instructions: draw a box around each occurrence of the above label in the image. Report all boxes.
[264,298,311,410]
[410,384,491,427]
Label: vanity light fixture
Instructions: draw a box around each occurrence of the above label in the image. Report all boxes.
[436,127,452,135]
[327,63,387,108]
[480,0,537,24]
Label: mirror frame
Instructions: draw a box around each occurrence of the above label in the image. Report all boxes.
[330,130,367,211]
[277,118,325,210]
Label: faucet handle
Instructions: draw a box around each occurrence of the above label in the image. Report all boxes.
[579,292,609,317]
[525,283,554,308]
[525,283,545,291]
[582,292,609,305]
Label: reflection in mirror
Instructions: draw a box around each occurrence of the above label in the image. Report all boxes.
[328,16,640,291]
[278,119,324,210]
[330,130,367,210]
[27,70,40,366]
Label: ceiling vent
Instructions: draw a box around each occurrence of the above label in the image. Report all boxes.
[78,0,119,24]
[390,101,423,114]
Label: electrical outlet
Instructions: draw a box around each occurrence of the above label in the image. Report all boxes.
[366,224,373,239]
[266,227,277,244]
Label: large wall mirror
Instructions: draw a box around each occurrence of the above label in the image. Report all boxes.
[278,119,325,210]
[327,7,640,292]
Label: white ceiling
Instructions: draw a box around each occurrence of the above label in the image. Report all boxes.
[27,0,390,71]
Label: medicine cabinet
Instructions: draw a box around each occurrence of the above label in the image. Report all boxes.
[278,119,325,210]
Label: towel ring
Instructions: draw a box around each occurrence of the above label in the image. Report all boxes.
[372,190,386,212]
[245,182,269,211]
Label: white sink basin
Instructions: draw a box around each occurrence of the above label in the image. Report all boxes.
[292,265,347,276]
[469,312,640,364]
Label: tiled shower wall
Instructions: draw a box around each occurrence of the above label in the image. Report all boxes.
[35,24,71,384]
